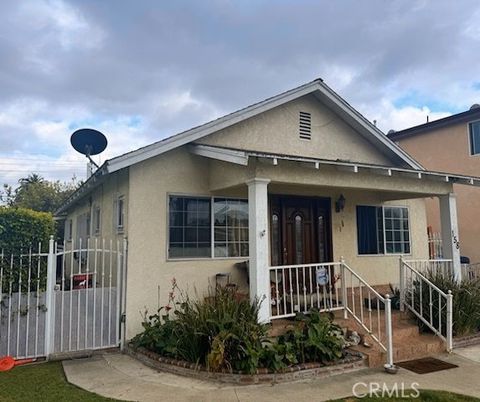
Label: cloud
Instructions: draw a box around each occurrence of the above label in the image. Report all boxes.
[1,0,480,188]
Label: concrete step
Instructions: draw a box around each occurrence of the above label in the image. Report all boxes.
[333,312,446,368]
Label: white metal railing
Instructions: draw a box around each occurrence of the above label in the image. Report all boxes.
[269,262,344,319]
[341,260,394,368]
[403,259,453,277]
[0,236,127,360]
[462,263,480,281]
[269,259,394,369]
[0,242,48,359]
[400,257,453,351]
[428,231,443,259]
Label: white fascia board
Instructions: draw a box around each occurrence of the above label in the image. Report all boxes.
[189,144,249,165]
[107,82,321,173]
[248,150,480,187]
[315,83,424,170]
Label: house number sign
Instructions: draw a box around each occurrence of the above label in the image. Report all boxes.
[316,267,329,286]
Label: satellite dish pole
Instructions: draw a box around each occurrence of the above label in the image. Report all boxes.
[70,128,108,178]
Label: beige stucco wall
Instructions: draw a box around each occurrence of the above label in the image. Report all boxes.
[394,122,480,262]
[126,148,249,339]
[63,169,129,277]
[125,146,434,339]
[64,169,129,241]
[197,94,394,165]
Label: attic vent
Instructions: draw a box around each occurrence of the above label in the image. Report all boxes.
[299,111,312,140]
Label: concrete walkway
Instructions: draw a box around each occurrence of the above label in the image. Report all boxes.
[63,349,480,401]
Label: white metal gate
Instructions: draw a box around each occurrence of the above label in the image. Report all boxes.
[0,236,126,360]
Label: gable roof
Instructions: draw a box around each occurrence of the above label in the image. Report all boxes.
[106,78,423,172]
[56,79,424,215]
[388,107,480,141]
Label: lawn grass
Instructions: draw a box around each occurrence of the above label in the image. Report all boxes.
[0,361,120,402]
[331,389,480,401]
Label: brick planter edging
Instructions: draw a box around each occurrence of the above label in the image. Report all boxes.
[453,332,480,348]
[126,345,367,385]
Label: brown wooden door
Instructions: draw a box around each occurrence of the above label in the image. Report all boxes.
[270,196,331,266]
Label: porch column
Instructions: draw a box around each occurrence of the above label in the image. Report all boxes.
[246,178,271,323]
[439,193,462,282]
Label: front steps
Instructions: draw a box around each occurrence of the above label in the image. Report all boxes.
[268,310,446,368]
[335,310,445,368]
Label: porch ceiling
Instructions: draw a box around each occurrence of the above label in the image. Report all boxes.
[191,144,480,196]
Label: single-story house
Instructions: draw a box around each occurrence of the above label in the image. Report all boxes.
[56,79,479,342]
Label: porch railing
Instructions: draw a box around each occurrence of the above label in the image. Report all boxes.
[462,263,480,281]
[269,260,394,369]
[403,259,453,277]
[269,262,344,319]
[400,258,453,351]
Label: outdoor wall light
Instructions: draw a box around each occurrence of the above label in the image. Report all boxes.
[335,194,346,213]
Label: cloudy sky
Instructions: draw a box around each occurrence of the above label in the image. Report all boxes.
[1,0,479,187]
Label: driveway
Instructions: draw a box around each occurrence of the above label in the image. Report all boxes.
[63,349,480,401]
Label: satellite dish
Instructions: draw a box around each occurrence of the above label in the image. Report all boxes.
[70,128,107,169]
[470,104,480,110]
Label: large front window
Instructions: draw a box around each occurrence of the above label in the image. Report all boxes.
[169,196,212,258]
[357,205,410,255]
[214,198,249,257]
[168,196,248,259]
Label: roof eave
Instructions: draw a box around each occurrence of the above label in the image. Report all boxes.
[54,162,110,216]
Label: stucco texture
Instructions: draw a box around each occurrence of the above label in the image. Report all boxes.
[197,94,394,165]
[394,123,480,263]
[125,146,436,339]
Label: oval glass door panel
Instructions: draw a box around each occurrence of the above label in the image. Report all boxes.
[294,214,303,264]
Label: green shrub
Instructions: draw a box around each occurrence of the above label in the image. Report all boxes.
[411,271,480,337]
[0,207,54,292]
[133,284,347,374]
[261,309,345,371]
[133,284,267,373]
[0,207,55,253]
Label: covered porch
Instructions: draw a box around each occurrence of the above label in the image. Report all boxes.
[191,143,480,368]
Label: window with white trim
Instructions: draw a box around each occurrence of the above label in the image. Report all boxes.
[76,212,90,241]
[168,196,249,259]
[357,206,410,255]
[169,196,211,258]
[469,121,480,155]
[93,206,101,235]
[65,219,73,241]
[214,198,249,257]
[115,196,125,232]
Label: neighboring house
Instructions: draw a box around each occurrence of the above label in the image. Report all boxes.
[388,106,480,264]
[56,79,476,341]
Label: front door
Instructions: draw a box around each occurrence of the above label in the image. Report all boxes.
[270,196,332,266]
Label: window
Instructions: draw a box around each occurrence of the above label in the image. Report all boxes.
[76,212,90,241]
[357,206,410,255]
[168,195,249,259]
[469,121,480,155]
[93,206,101,235]
[169,196,211,258]
[214,198,249,257]
[299,111,312,140]
[65,219,73,241]
[115,196,125,232]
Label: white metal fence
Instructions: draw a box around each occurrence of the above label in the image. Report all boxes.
[403,259,454,277]
[0,236,126,360]
[462,263,480,281]
[428,231,443,259]
[269,260,394,369]
[400,258,453,351]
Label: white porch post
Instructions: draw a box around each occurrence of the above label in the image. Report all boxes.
[246,178,271,323]
[439,193,462,282]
